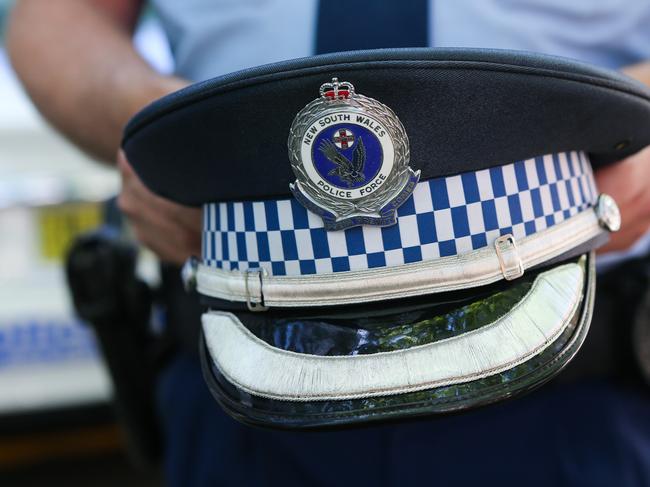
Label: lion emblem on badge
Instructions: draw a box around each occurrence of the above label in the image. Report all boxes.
[288,78,420,230]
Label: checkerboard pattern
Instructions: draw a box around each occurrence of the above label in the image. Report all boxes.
[203,151,598,276]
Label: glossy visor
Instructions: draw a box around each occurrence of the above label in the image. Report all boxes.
[200,255,595,428]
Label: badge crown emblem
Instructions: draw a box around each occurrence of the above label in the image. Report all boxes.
[319,78,355,100]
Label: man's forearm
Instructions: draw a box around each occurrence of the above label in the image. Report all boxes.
[7,0,187,162]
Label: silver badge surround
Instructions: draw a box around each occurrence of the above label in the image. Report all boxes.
[288,78,420,230]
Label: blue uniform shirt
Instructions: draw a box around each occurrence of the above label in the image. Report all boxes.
[151,0,650,81]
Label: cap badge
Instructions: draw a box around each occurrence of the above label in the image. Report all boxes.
[288,78,420,230]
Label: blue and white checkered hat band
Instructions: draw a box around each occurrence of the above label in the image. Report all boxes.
[203,151,597,277]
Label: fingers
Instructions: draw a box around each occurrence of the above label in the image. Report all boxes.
[117,151,201,232]
[598,218,650,253]
[594,146,650,253]
[129,217,201,264]
[117,150,202,265]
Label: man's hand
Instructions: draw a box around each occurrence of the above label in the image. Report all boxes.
[117,151,202,265]
[595,145,650,253]
[596,62,650,253]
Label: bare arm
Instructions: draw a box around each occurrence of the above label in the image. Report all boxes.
[7,0,198,264]
[6,0,188,162]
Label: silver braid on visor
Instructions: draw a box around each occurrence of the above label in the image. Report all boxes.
[203,262,584,401]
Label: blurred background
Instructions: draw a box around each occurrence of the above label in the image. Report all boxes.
[0,1,170,484]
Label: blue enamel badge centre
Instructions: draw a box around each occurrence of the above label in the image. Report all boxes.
[288,78,419,230]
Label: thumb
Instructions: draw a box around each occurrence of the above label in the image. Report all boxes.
[117,149,135,178]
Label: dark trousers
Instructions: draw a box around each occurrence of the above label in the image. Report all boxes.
[157,355,650,487]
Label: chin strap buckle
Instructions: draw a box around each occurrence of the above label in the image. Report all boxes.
[245,268,269,312]
[495,234,524,281]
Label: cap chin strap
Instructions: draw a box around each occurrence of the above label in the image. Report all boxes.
[202,262,584,401]
[192,203,608,308]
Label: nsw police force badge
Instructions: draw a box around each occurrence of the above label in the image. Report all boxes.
[288,78,420,230]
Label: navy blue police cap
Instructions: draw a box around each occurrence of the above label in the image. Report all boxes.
[123,48,650,429]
